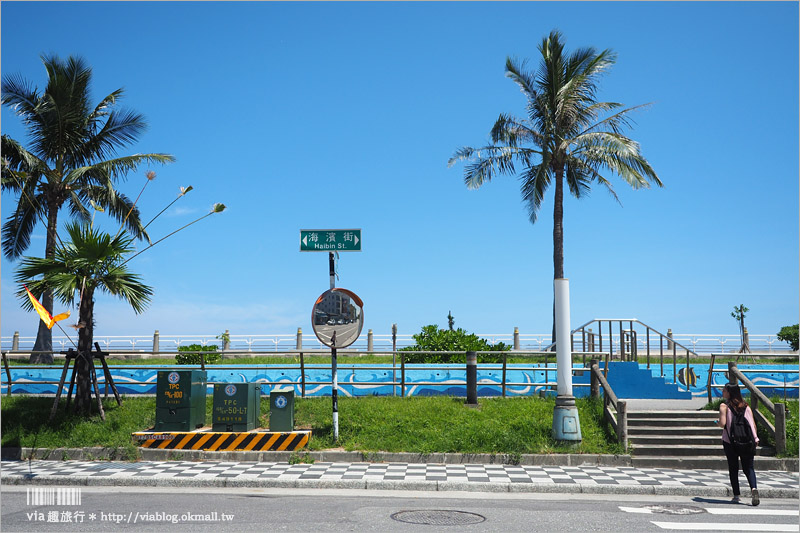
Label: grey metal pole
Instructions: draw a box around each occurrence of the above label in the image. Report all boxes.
[466,351,477,405]
[152,330,160,354]
[329,251,338,441]
[367,329,373,352]
[513,327,520,351]
[11,332,19,352]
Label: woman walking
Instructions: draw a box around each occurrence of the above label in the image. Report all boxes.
[717,383,759,505]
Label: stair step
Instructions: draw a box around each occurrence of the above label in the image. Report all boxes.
[632,444,776,457]
[632,444,722,457]
[629,436,720,446]
[627,411,718,419]
[627,427,720,437]
[627,418,718,427]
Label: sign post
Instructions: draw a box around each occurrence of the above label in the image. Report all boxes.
[303,229,363,442]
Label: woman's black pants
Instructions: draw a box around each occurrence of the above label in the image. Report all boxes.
[722,441,757,496]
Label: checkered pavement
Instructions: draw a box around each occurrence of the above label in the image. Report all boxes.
[2,460,797,493]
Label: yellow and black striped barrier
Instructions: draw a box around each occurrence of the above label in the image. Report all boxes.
[132,430,310,452]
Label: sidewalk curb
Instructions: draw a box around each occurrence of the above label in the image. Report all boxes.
[1,447,635,467]
[2,473,798,499]
[4,447,799,472]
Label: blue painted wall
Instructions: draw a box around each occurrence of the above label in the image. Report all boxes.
[3,363,796,399]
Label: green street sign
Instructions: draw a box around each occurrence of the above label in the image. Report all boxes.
[300,229,361,252]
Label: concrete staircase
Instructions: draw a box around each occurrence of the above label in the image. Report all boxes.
[628,410,779,469]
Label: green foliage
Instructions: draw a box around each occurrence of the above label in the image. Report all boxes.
[400,324,510,363]
[777,324,799,351]
[176,344,221,365]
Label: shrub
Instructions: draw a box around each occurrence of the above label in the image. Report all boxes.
[176,344,221,365]
[777,324,799,351]
[400,324,510,363]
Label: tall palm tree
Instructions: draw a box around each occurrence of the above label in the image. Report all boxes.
[14,222,153,414]
[449,30,662,343]
[1,54,174,362]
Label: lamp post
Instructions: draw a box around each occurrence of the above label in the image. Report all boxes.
[552,278,582,444]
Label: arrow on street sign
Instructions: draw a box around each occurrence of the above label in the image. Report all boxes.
[300,229,361,252]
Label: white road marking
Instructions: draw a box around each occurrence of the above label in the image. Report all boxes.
[652,522,798,531]
[705,508,799,516]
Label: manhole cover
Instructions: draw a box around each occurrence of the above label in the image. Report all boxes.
[642,505,706,515]
[391,510,486,526]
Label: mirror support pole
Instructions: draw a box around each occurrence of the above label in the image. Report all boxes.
[329,252,338,441]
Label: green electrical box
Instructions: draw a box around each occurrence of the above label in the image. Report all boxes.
[155,370,207,431]
[269,386,295,432]
[212,382,261,432]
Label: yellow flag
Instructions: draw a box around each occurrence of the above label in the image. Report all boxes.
[24,285,70,330]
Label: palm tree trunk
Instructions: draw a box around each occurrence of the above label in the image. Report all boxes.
[551,167,565,348]
[29,200,60,364]
[74,288,95,414]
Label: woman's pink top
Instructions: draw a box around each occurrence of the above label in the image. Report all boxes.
[721,403,759,445]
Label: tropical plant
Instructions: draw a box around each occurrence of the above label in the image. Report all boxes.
[14,222,153,414]
[1,54,174,362]
[731,304,749,353]
[449,30,661,342]
[777,324,799,351]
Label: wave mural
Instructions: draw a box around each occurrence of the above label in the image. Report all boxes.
[1,363,796,399]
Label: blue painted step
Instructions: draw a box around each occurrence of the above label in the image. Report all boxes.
[573,362,692,400]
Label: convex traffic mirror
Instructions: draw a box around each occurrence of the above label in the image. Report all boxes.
[311,288,364,349]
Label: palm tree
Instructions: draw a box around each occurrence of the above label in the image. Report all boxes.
[14,222,153,414]
[449,30,662,343]
[1,54,174,362]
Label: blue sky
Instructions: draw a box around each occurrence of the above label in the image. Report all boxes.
[1,1,798,341]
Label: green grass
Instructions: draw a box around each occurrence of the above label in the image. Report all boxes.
[1,395,623,459]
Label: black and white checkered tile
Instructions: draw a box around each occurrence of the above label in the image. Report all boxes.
[1,460,797,491]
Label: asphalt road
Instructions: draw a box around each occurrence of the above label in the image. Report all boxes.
[2,486,798,532]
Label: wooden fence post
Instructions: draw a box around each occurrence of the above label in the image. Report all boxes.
[774,402,786,455]
[590,359,599,399]
[617,400,628,449]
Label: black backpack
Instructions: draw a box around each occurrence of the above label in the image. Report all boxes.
[726,403,757,455]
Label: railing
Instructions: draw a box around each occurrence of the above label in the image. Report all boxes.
[1,329,793,354]
[1,350,601,399]
[590,359,627,449]
[564,319,700,388]
[706,356,794,455]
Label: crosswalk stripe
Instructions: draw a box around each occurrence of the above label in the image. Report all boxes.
[652,522,798,531]
[705,508,799,516]
[619,506,655,514]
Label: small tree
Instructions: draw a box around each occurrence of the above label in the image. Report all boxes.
[731,304,749,353]
[15,175,225,416]
[777,324,799,351]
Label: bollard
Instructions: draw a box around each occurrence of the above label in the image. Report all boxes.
[152,330,160,354]
[513,327,520,351]
[12,331,19,352]
[367,329,373,352]
[590,359,599,398]
[296,328,303,350]
[667,329,673,350]
[466,351,478,405]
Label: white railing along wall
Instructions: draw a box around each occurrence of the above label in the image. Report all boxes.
[0,331,793,354]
